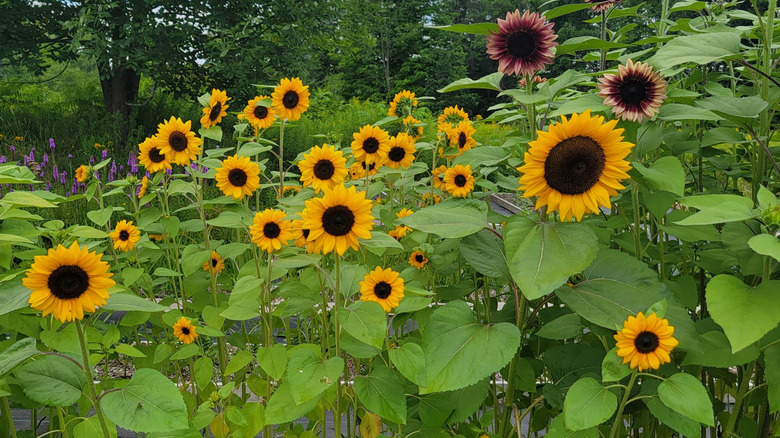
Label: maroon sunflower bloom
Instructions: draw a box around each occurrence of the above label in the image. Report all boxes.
[486,10,558,77]
[586,0,622,13]
[597,59,668,123]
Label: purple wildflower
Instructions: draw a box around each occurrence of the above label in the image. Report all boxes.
[108,162,116,182]
[0,156,5,164]
[29,148,35,162]
[24,156,29,166]
[49,138,56,150]
[53,165,59,179]
[72,179,78,195]
[46,182,51,191]
[89,156,95,165]
[42,153,49,166]
[60,171,67,185]
[68,154,73,160]
[102,150,108,160]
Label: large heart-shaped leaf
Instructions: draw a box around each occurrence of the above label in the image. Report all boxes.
[354,364,407,424]
[287,349,343,404]
[338,301,387,349]
[15,354,86,406]
[658,373,715,426]
[396,199,488,238]
[563,377,617,431]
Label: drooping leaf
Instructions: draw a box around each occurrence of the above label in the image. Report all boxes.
[562,377,617,431]
[397,199,488,238]
[649,31,741,69]
[658,373,715,426]
[437,72,503,93]
[287,349,343,404]
[354,364,407,424]
[338,301,387,349]
[389,342,426,387]
[264,382,322,425]
[460,229,511,280]
[535,314,582,340]
[748,234,780,263]
[15,354,86,406]
[0,337,37,376]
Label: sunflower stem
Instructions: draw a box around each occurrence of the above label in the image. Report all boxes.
[75,319,113,438]
[499,286,527,438]
[600,10,608,71]
[333,255,343,438]
[724,362,755,436]
[1,396,17,438]
[609,369,638,438]
[631,180,642,260]
[279,119,286,200]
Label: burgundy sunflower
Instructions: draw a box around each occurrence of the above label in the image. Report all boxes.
[586,0,622,13]
[486,10,558,77]
[597,59,668,123]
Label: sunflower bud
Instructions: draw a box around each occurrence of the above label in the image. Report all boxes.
[762,205,780,228]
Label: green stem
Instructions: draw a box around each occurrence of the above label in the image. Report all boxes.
[609,370,638,438]
[600,10,608,71]
[499,286,528,438]
[1,396,17,438]
[631,181,642,260]
[279,119,286,199]
[334,255,343,438]
[724,362,756,436]
[75,319,112,438]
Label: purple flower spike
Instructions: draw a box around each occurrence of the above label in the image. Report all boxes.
[29,148,35,161]
[46,182,51,191]
[90,156,95,165]
[49,138,56,150]
[120,165,124,173]
[24,157,29,166]
[53,165,59,179]
[102,150,108,160]
[0,156,5,164]
[42,153,49,166]
[60,171,67,185]
[68,154,73,160]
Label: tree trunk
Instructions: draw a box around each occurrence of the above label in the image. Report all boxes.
[99,63,140,149]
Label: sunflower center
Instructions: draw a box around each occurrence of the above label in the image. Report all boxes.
[283,91,299,109]
[211,258,218,267]
[254,105,269,119]
[149,147,166,163]
[388,147,406,162]
[363,138,380,154]
[119,230,129,241]
[619,79,648,107]
[228,168,248,187]
[48,265,90,300]
[454,174,467,187]
[458,132,467,149]
[634,330,660,354]
[181,327,190,335]
[543,136,606,195]
[321,205,355,236]
[263,222,281,239]
[373,281,392,299]
[302,229,310,239]
[361,161,376,171]
[415,254,424,263]
[168,131,189,152]
[507,31,536,59]
[209,102,222,121]
[313,159,336,180]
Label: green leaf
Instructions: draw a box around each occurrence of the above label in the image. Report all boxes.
[237,142,273,156]
[452,146,509,168]
[0,192,57,208]
[170,343,200,360]
[115,344,146,358]
[706,275,780,352]
[225,350,254,375]
[359,231,404,252]
[562,377,617,431]
[0,281,32,317]
[460,229,511,280]
[429,22,497,35]
[697,96,768,121]
[641,380,701,438]
[504,218,598,300]
[287,349,343,404]
[658,373,715,426]
[397,199,488,238]
[420,301,521,394]
[153,267,182,277]
[69,225,109,239]
[631,156,686,196]
[649,31,741,69]
[181,245,212,276]
[545,416,599,438]
[74,416,118,438]
[601,348,631,383]
[239,402,266,438]
[193,357,213,389]
[199,126,223,142]
[765,343,780,412]
[543,3,594,19]
[438,72,503,93]
[0,337,37,376]
[257,344,287,380]
[15,354,87,406]
[389,342,426,386]
[748,234,780,263]
[555,36,629,56]
[103,293,166,312]
[676,194,756,225]
[536,314,581,340]
[265,382,322,425]
[682,330,759,367]
[86,207,114,227]
[657,104,723,121]
[354,364,407,424]
[338,301,387,349]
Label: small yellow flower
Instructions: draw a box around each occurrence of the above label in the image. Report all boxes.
[173,317,199,344]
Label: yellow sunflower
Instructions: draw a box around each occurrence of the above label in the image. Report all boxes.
[173,317,199,344]
[203,250,225,275]
[517,110,634,222]
[393,208,414,238]
[238,95,276,130]
[109,220,141,252]
[432,165,447,188]
[403,115,424,140]
[291,218,319,254]
[351,125,390,165]
[138,137,172,173]
[421,192,442,207]
[300,184,374,256]
[614,312,678,371]
[447,121,477,155]
[388,90,418,118]
[359,267,405,312]
[388,228,401,241]
[409,251,428,269]
[137,176,149,198]
[149,234,164,242]
[215,155,261,200]
[272,77,310,121]
[23,241,115,323]
[153,117,203,166]
[380,133,416,169]
[200,89,231,129]
[298,144,349,192]
[75,165,90,183]
[437,105,469,133]
[443,165,475,198]
[250,209,294,253]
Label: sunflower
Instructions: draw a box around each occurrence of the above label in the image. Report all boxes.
[403,115,424,140]
[437,105,470,133]
[387,228,401,241]
[23,241,115,323]
[517,110,634,221]
[173,317,199,344]
[250,209,294,253]
[238,95,276,130]
[351,125,390,165]
[393,208,414,238]
[359,267,404,312]
[597,59,668,123]
[443,165,476,198]
[432,165,447,188]
[291,218,319,254]
[381,133,416,169]
[272,77,310,121]
[349,161,378,180]
[421,192,441,207]
[215,155,261,200]
[519,75,547,88]
[137,176,149,198]
[388,90,418,118]
[138,137,172,173]
[409,251,428,269]
[447,121,477,156]
[586,0,622,13]
[200,89,230,129]
[110,220,141,252]
[75,165,90,183]
[486,10,558,77]
[300,184,374,256]
[153,117,203,166]
[614,312,677,371]
[203,250,225,275]
[149,234,164,242]
[298,144,349,192]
